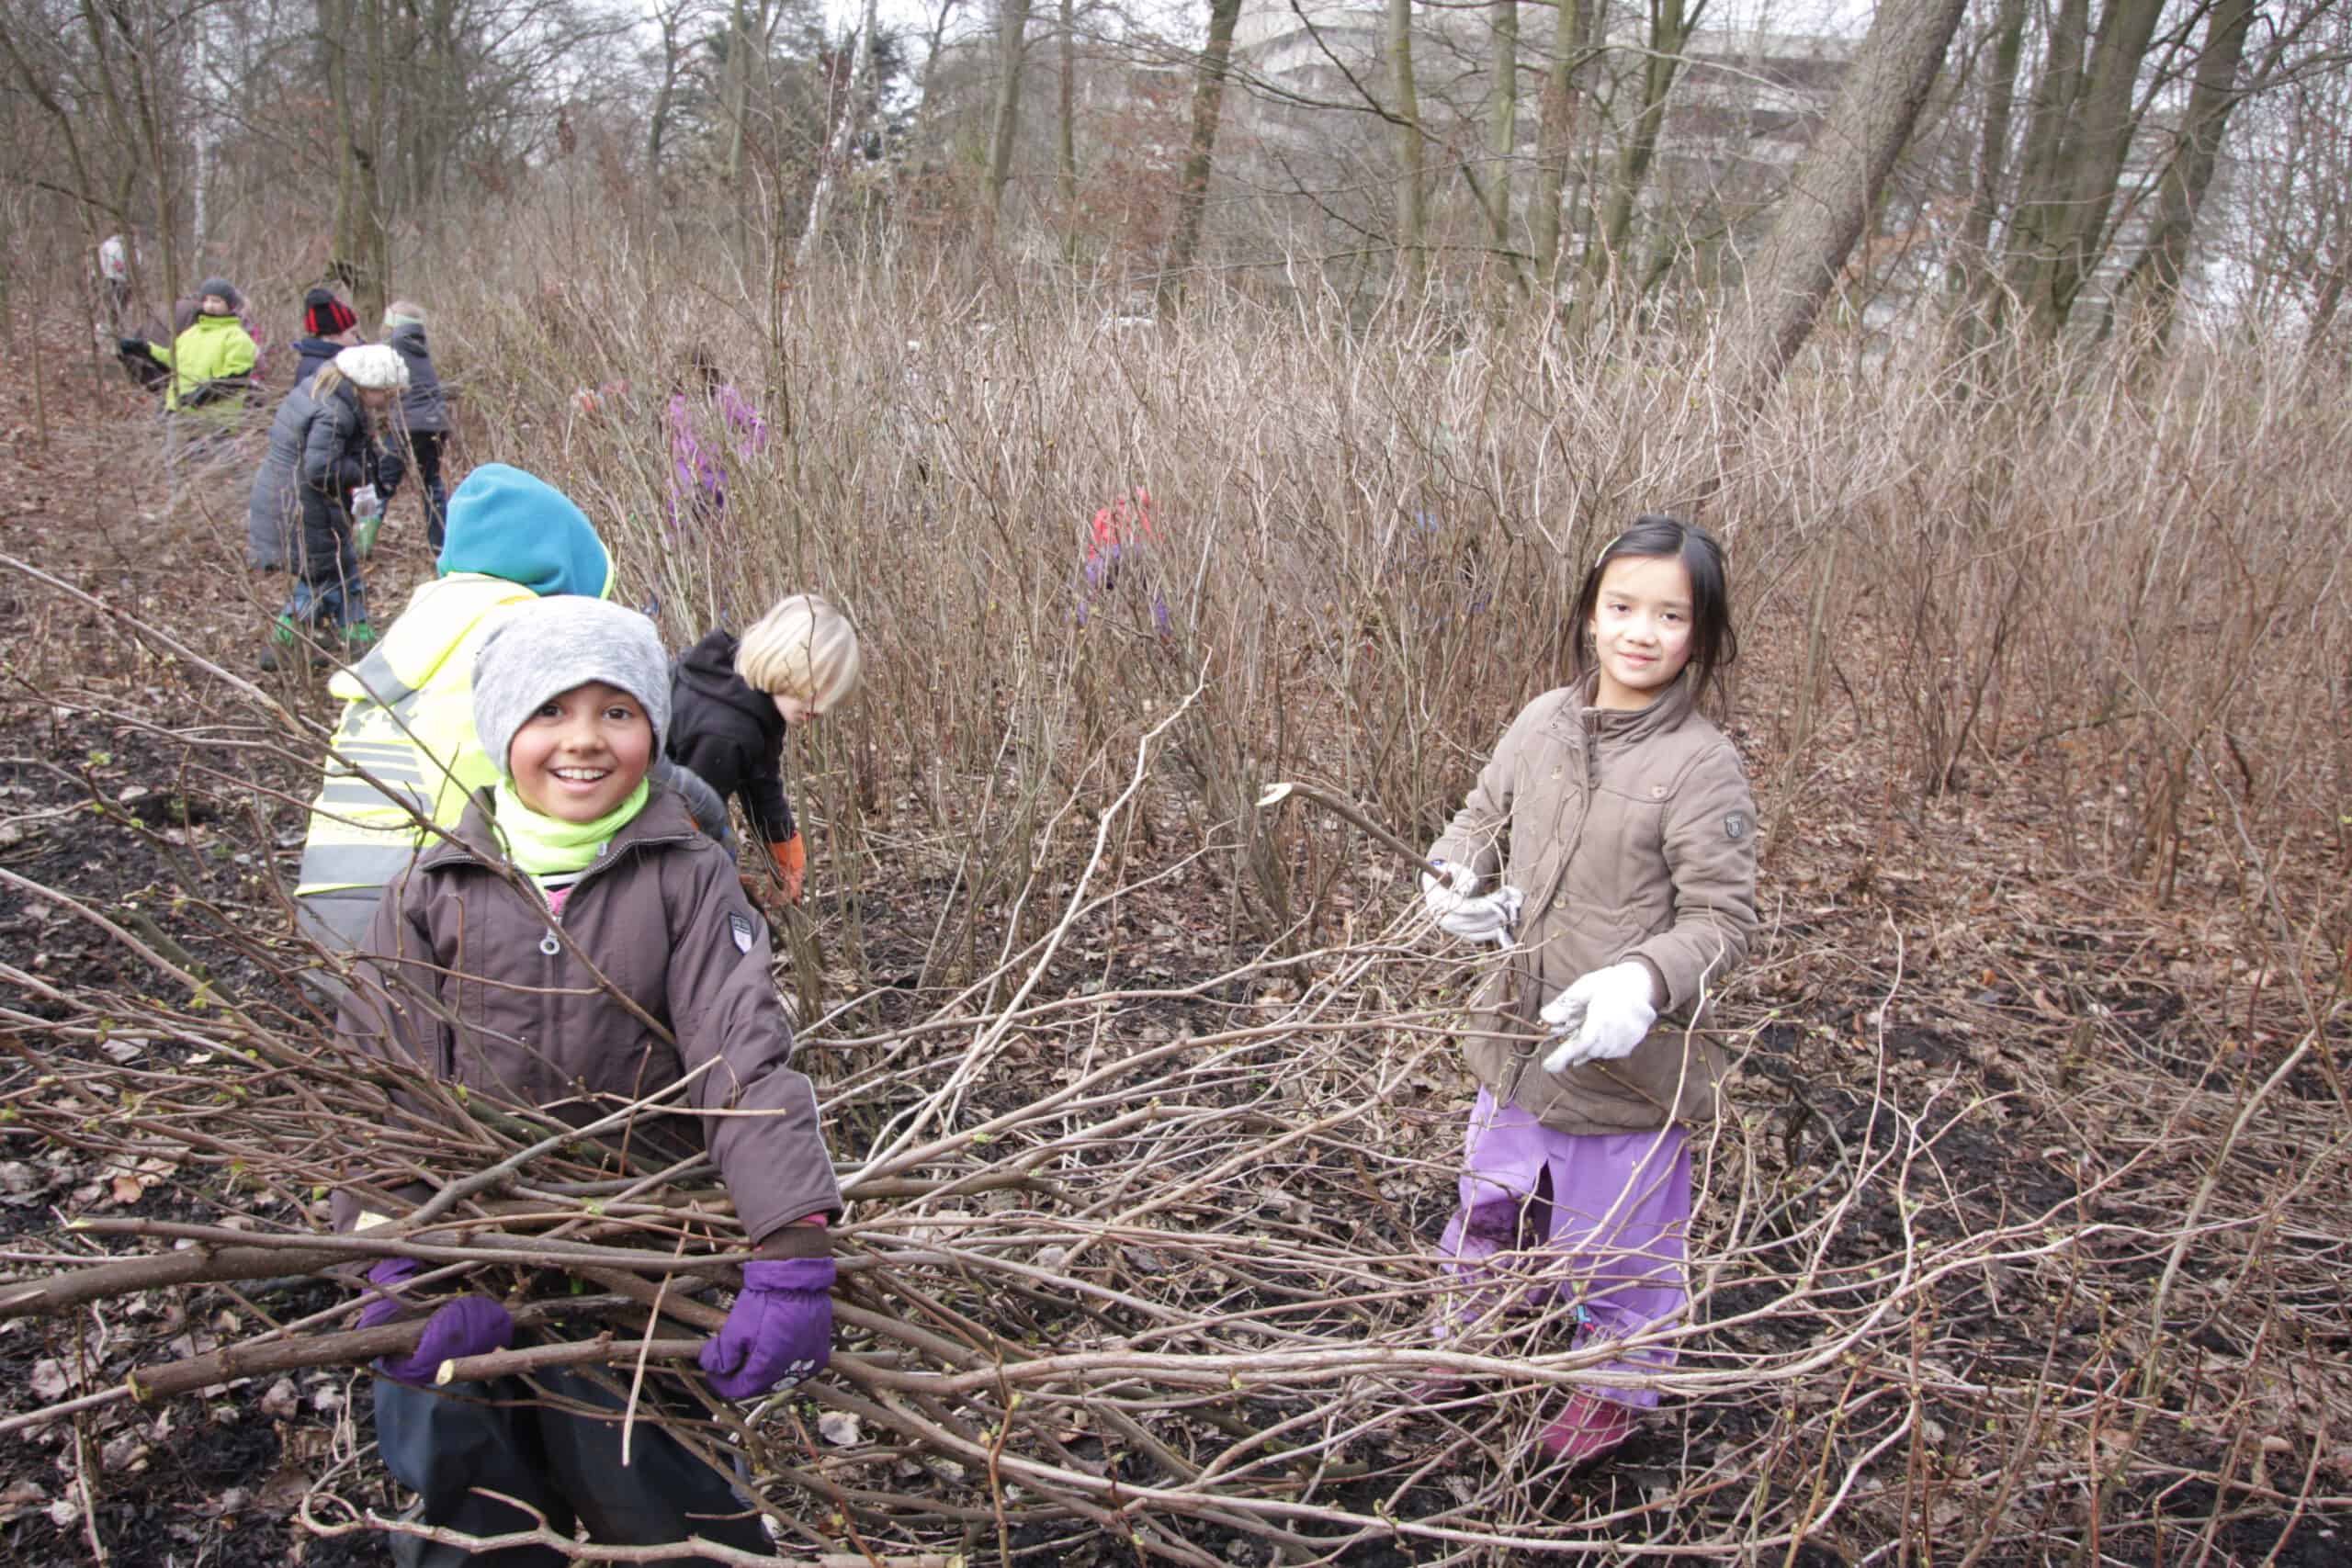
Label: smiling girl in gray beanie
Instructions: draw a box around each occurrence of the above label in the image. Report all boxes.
[334,593,842,1561]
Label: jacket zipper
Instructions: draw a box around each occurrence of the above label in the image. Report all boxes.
[1505,719,1600,1100]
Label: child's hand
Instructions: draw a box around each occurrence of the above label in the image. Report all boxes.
[700,1258,835,1399]
[375,1297,515,1386]
[356,1257,516,1384]
[1541,962,1658,1073]
[1420,857,1521,945]
[739,871,791,927]
[770,832,807,904]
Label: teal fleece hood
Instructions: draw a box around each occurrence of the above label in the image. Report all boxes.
[435,463,614,598]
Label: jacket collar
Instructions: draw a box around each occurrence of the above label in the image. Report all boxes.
[1589,671,1698,748]
[419,783,701,874]
[1544,670,1700,750]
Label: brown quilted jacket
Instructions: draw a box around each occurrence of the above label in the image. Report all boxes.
[333,785,841,1244]
[1430,674,1758,1134]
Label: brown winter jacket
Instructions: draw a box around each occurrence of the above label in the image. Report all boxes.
[333,784,841,1246]
[1430,673,1758,1134]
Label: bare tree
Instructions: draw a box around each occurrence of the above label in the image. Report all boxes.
[2106,0,2256,347]
[1999,0,2165,335]
[1389,0,1426,289]
[1724,0,1972,408]
[1158,0,1245,308]
[1485,0,1519,279]
[1057,0,1079,257]
[986,0,1033,223]
[1585,0,1697,293]
[646,0,712,180]
[1529,0,1598,295]
[1950,0,2030,345]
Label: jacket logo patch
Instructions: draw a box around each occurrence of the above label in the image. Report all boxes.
[729,911,756,953]
[1724,811,1750,841]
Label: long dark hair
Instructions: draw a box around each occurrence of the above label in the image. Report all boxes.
[1568,514,1738,704]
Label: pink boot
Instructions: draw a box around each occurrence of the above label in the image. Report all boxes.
[1538,1391,1635,1466]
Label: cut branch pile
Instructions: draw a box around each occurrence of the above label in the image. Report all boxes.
[6,821,2348,1562]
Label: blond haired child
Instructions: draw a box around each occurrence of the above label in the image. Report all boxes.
[667,592,862,904]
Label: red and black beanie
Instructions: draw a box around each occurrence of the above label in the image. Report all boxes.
[303,288,357,337]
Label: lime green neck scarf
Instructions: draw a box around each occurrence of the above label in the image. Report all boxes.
[491,780,650,875]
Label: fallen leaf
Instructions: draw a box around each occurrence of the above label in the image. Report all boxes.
[99,1434,149,1472]
[30,1358,79,1401]
[817,1411,863,1446]
[254,1463,311,1510]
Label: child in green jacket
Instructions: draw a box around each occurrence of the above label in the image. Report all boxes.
[118,276,257,423]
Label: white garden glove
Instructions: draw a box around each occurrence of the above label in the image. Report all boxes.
[350,483,381,520]
[1419,857,1522,946]
[1541,962,1658,1073]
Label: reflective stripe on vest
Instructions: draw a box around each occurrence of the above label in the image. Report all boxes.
[294,674,478,897]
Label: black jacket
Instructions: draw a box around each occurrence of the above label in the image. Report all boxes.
[289,336,345,389]
[666,628,795,845]
[385,321,451,434]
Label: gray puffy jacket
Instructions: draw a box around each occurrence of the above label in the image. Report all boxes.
[246,376,373,570]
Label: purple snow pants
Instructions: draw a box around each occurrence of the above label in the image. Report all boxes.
[1437,1088,1691,1408]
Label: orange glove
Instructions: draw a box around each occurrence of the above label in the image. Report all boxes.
[770,833,807,905]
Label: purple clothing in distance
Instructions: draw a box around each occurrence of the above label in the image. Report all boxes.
[666,384,768,527]
[1438,1088,1690,1408]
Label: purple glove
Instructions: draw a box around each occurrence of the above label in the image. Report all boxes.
[355,1256,422,1331]
[699,1258,835,1399]
[376,1298,515,1387]
[357,1257,514,1386]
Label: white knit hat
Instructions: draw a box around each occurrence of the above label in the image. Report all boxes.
[334,344,410,389]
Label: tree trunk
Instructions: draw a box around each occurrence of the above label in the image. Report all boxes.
[1158,0,1244,310]
[647,3,686,179]
[1486,0,1518,272]
[2033,0,2167,332]
[79,0,180,314]
[797,0,881,265]
[1724,0,1972,409]
[2107,0,2254,347]
[1585,0,1690,292]
[1951,0,2028,347]
[1057,0,1079,259]
[723,0,752,187]
[357,0,390,318]
[1529,0,1592,296]
[985,0,1033,225]
[2002,0,2169,337]
[911,0,965,170]
[1389,0,1426,292]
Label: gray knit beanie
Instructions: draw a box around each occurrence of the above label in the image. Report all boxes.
[471,598,672,778]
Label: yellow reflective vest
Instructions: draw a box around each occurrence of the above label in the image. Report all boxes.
[294,574,556,925]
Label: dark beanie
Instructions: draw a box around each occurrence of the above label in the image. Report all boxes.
[303,288,356,337]
[198,277,240,310]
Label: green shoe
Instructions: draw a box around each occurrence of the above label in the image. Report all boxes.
[258,615,301,671]
[262,615,342,672]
